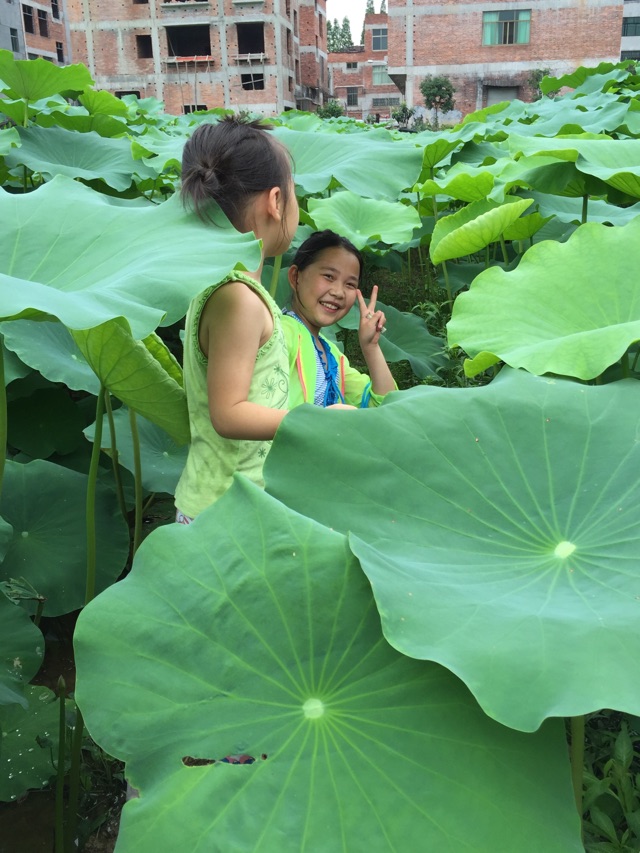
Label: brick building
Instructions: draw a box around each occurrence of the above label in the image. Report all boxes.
[3,0,72,64]
[385,0,624,117]
[328,12,400,119]
[64,0,329,115]
[328,1,628,122]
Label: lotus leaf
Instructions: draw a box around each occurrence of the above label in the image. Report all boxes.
[75,479,581,852]
[0,175,262,339]
[307,192,421,249]
[265,370,640,732]
[0,50,93,102]
[0,591,43,709]
[0,459,129,616]
[447,217,640,379]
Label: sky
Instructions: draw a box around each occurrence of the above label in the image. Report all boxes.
[325,0,370,44]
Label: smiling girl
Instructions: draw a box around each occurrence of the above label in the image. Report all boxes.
[283,230,396,408]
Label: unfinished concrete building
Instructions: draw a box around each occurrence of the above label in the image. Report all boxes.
[2,0,72,64]
[63,0,328,114]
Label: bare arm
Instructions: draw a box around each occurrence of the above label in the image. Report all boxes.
[357,286,397,397]
[201,281,288,440]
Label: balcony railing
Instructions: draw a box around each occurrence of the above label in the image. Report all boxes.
[234,52,269,63]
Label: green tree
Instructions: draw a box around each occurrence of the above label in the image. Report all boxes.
[391,102,415,128]
[327,18,341,52]
[362,0,374,43]
[380,0,387,12]
[317,99,344,118]
[419,74,455,130]
[340,17,354,48]
[527,68,559,99]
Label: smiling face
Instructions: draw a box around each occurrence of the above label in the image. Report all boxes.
[288,246,361,336]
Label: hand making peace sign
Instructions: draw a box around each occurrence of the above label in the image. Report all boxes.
[357,285,387,349]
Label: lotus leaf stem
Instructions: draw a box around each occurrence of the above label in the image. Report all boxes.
[581,195,588,224]
[269,254,282,299]
[632,349,640,373]
[570,714,585,818]
[129,407,143,555]
[85,386,105,605]
[65,705,85,853]
[441,260,452,304]
[0,340,5,503]
[104,391,128,524]
[55,677,66,853]
[499,236,509,265]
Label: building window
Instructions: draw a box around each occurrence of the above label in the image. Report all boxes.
[10,27,20,52]
[51,0,60,18]
[287,29,292,55]
[318,16,323,37]
[622,50,640,60]
[183,104,207,113]
[37,9,48,36]
[483,10,530,45]
[372,27,387,50]
[237,22,265,55]
[295,58,300,82]
[115,90,141,97]
[56,41,64,62]
[136,34,153,58]
[372,96,399,107]
[288,75,294,92]
[346,61,358,70]
[133,0,149,4]
[285,0,290,14]
[22,5,34,34]
[346,86,358,106]
[293,10,298,36]
[372,65,392,85]
[166,25,211,56]
[241,72,265,90]
[622,17,640,36]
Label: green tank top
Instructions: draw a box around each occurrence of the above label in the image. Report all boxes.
[174,271,288,518]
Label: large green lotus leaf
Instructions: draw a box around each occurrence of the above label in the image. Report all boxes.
[430,197,533,264]
[35,110,130,139]
[3,343,31,385]
[0,127,19,156]
[335,303,447,378]
[0,50,93,101]
[307,192,420,250]
[0,589,42,709]
[507,135,640,199]
[419,162,499,202]
[72,318,188,445]
[521,190,640,226]
[85,406,187,494]
[75,478,581,852]
[0,685,63,802]
[7,386,86,458]
[265,371,640,732]
[273,127,424,200]
[130,127,185,174]
[0,320,100,394]
[0,175,262,339]
[79,89,129,118]
[0,460,129,616]
[447,217,640,379]
[541,63,629,96]
[502,212,552,241]
[4,126,152,191]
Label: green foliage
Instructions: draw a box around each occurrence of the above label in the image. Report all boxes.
[419,74,456,129]
[326,16,353,51]
[3,50,640,850]
[391,101,415,127]
[316,98,344,118]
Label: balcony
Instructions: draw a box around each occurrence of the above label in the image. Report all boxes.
[164,55,215,64]
[234,52,269,63]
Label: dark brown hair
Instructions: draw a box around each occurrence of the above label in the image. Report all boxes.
[291,230,363,281]
[180,115,293,228]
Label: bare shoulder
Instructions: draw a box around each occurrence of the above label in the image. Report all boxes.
[199,278,271,353]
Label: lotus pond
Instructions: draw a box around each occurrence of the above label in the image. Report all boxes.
[1,51,640,851]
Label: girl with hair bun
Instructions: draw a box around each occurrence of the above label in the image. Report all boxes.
[173,116,302,522]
